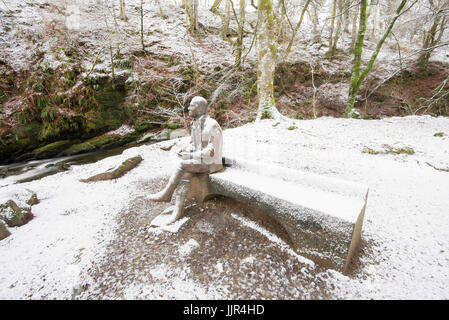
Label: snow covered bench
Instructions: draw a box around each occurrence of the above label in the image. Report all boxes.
[187,157,369,274]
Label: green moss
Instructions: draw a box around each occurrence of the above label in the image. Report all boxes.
[287,125,296,130]
[269,43,277,57]
[382,144,415,155]
[32,140,72,159]
[434,132,445,137]
[362,147,381,155]
[260,109,272,119]
[64,134,120,155]
[0,200,33,227]
[363,145,415,155]
[167,119,180,129]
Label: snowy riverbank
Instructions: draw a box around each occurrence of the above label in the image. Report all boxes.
[1,115,448,299]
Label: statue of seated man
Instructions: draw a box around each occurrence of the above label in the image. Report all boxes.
[148,96,223,225]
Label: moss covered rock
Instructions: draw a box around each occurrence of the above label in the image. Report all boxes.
[32,140,72,159]
[80,155,143,182]
[27,193,39,206]
[0,200,33,227]
[0,221,10,240]
[62,134,120,156]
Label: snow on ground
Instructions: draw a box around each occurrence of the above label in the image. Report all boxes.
[1,115,448,299]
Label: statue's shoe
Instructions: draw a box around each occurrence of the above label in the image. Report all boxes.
[149,205,183,227]
[148,191,171,202]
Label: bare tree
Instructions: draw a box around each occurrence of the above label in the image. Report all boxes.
[417,0,449,71]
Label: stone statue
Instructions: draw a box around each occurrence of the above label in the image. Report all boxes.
[149,96,223,225]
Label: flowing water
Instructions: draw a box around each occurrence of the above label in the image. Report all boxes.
[0,141,150,188]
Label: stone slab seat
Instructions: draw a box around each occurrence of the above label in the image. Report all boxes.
[187,156,369,274]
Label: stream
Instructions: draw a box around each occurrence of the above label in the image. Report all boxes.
[0,141,151,188]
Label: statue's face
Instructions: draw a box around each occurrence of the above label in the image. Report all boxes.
[188,99,203,118]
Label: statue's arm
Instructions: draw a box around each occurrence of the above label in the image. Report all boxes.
[191,123,221,161]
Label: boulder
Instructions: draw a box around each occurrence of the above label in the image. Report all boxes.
[80,155,143,182]
[0,221,10,240]
[137,128,188,144]
[27,193,39,206]
[0,200,33,227]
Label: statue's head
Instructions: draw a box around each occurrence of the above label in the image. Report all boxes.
[188,96,208,118]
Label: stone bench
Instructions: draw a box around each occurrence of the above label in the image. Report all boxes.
[187,157,369,274]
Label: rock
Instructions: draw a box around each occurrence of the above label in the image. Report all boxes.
[32,140,72,159]
[137,128,188,144]
[137,132,155,144]
[80,155,143,182]
[27,193,39,206]
[160,141,178,151]
[169,129,188,139]
[153,129,171,141]
[0,167,8,178]
[0,221,10,240]
[62,134,122,156]
[0,200,33,227]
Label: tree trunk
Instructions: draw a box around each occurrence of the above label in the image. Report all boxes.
[346,0,367,117]
[328,0,337,56]
[185,0,198,34]
[418,0,447,72]
[370,1,378,40]
[119,0,127,21]
[312,1,321,42]
[210,0,223,13]
[256,0,282,120]
[284,0,312,60]
[222,0,231,39]
[140,0,145,52]
[343,0,350,33]
[345,0,409,117]
[235,0,246,69]
[350,1,358,50]
[330,0,344,58]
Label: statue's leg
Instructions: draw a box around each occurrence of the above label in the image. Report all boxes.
[148,166,184,202]
[165,172,193,224]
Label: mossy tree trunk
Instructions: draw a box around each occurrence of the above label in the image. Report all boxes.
[256,0,285,121]
[345,0,410,117]
[235,0,246,70]
[210,0,223,13]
